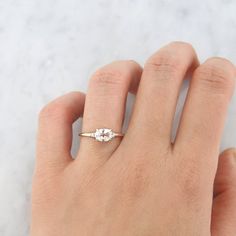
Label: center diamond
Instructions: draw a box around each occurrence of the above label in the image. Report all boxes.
[94,128,115,142]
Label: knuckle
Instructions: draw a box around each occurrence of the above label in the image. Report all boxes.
[120,160,151,199]
[39,102,69,122]
[144,42,196,78]
[195,58,235,93]
[145,51,182,76]
[173,159,203,201]
[181,171,201,199]
[90,68,126,88]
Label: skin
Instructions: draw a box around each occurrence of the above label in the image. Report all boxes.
[31,42,236,236]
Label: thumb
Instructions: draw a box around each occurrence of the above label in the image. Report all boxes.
[211,148,236,236]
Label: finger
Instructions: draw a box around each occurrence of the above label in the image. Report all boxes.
[37,92,85,169]
[175,58,236,171]
[78,60,142,163]
[211,148,236,236]
[127,42,199,149]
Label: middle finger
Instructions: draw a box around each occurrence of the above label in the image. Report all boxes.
[127,42,199,149]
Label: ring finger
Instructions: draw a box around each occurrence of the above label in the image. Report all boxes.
[78,60,142,165]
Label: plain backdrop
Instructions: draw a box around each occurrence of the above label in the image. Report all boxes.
[0,0,236,235]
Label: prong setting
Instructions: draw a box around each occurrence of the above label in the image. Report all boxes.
[94,128,115,142]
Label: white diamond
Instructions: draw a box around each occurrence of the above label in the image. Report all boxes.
[94,128,114,142]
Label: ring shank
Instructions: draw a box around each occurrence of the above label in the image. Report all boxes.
[79,132,124,137]
[113,133,124,137]
[79,132,95,138]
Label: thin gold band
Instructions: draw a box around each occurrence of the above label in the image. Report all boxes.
[79,132,123,138]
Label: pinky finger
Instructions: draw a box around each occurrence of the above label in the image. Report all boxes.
[37,91,85,170]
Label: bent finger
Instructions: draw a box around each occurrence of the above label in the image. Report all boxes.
[37,91,85,169]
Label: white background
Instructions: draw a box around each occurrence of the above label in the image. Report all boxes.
[0,0,236,235]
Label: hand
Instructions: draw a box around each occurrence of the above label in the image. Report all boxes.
[31,42,236,236]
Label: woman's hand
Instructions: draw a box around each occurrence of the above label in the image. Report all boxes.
[31,42,236,236]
